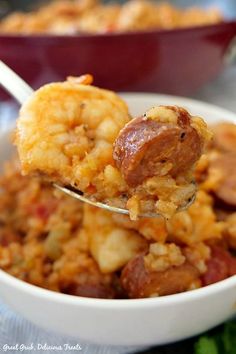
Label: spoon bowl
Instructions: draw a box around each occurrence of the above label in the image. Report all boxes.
[0,60,196,218]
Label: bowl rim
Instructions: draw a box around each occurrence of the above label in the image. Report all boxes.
[1,92,236,309]
[0,269,236,308]
[0,20,235,41]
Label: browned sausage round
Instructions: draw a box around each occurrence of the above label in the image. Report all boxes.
[202,246,236,286]
[0,229,21,246]
[212,123,236,153]
[121,254,200,298]
[210,153,236,206]
[63,283,115,299]
[113,106,203,187]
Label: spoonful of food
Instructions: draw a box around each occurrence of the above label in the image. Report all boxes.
[0,60,212,219]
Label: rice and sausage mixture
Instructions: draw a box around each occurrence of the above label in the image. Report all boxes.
[0,121,236,298]
[0,0,222,35]
[15,76,211,220]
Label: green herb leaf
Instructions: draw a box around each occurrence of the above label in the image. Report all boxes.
[222,321,236,354]
[194,337,218,354]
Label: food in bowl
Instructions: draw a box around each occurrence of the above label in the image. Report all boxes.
[1,95,236,347]
[1,118,236,298]
[15,75,211,219]
[1,83,236,299]
[0,0,223,35]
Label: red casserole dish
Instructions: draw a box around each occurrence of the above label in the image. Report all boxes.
[0,21,236,98]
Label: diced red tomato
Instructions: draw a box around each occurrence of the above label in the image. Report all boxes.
[104,24,116,33]
[30,200,58,221]
[86,185,97,195]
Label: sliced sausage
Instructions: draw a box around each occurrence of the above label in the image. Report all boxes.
[202,246,236,286]
[212,123,236,153]
[29,200,58,221]
[113,106,203,187]
[121,254,199,298]
[214,208,232,222]
[210,153,236,206]
[63,283,115,299]
[0,228,21,246]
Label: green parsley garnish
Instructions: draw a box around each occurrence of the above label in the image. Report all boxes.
[194,321,236,354]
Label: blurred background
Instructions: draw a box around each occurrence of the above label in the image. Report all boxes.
[1,1,236,96]
[1,0,236,127]
[1,0,236,18]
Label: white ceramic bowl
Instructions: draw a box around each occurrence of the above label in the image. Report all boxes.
[0,93,236,347]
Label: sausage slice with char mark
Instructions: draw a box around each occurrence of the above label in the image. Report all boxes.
[121,254,200,298]
[113,106,203,187]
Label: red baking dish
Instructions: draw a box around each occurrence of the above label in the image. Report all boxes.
[0,21,236,98]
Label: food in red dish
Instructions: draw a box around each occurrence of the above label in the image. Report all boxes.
[0,0,223,35]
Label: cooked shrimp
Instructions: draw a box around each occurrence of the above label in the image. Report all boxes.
[15,75,130,195]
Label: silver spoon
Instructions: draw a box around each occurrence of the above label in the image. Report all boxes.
[0,60,195,217]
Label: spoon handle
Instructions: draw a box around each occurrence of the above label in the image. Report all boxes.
[0,60,33,104]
